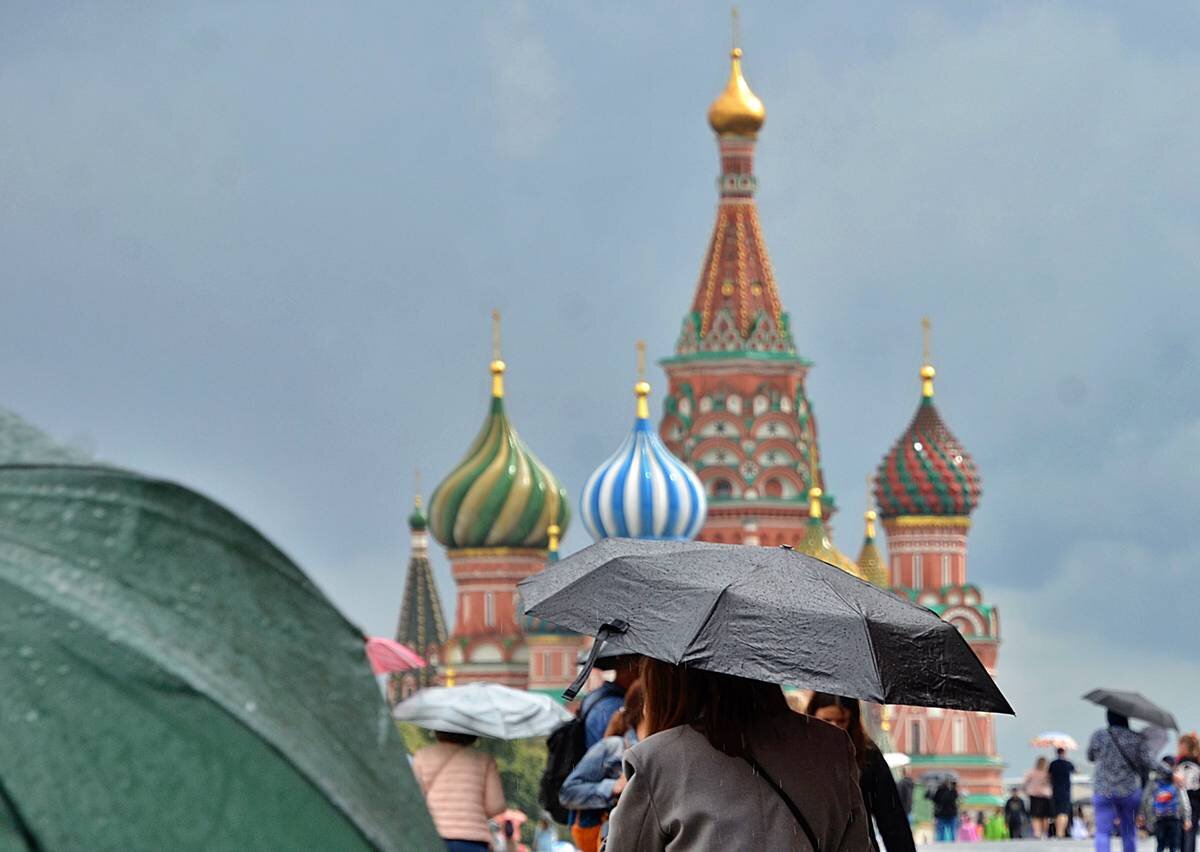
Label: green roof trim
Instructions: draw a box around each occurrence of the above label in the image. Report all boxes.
[907,754,1006,766]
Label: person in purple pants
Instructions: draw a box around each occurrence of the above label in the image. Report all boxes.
[1088,710,1156,852]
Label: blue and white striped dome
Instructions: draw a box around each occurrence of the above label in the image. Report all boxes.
[580,380,707,541]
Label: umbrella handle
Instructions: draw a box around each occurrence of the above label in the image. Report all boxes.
[563,620,629,702]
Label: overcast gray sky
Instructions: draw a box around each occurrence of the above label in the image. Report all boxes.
[3,2,1198,771]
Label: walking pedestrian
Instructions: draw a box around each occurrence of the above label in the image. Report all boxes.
[1088,710,1156,852]
[1143,757,1192,852]
[1178,734,1200,852]
[565,654,640,852]
[1004,786,1028,839]
[897,769,915,823]
[805,692,916,852]
[1050,746,1077,838]
[604,659,869,851]
[559,681,645,844]
[411,731,507,852]
[927,779,960,842]
[1024,756,1054,838]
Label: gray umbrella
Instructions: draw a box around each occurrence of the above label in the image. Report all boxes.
[519,538,1013,713]
[1083,689,1178,730]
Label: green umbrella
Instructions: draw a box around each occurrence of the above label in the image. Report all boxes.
[0,424,438,850]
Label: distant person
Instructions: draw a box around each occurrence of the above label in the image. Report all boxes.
[1023,756,1054,838]
[1143,757,1192,852]
[1004,786,1028,839]
[805,692,916,852]
[927,779,960,842]
[1088,709,1156,852]
[411,731,507,852]
[604,659,869,851]
[564,653,641,852]
[559,681,645,848]
[532,816,557,852]
[1050,747,1077,838]
[984,809,1009,840]
[897,769,915,821]
[1177,734,1200,852]
[1071,804,1091,839]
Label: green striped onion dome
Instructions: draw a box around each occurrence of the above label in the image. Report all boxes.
[429,389,569,551]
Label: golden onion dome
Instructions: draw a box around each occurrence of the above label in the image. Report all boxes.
[707,48,766,136]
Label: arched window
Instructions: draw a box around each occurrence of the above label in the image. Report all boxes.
[712,478,733,499]
[763,479,783,498]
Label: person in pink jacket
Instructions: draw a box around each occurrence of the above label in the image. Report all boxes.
[411,731,507,852]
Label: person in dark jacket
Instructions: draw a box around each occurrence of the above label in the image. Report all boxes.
[806,693,916,852]
[927,780,960,843]
[1004,786,1028,839]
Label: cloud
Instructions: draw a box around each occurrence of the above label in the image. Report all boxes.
[481,2,565,159]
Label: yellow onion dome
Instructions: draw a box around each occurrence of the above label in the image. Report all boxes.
[707,48,766,136]
[428,357,569,551]
[856,510,888,588]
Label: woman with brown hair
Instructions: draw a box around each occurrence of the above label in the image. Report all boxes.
[604,659,868,851]
[805,693,915,852]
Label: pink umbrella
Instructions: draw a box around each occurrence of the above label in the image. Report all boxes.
[364,637,426,675]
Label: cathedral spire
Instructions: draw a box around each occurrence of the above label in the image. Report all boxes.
[396,474,448,686]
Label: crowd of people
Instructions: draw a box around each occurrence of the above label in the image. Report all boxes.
[405,658,1197,852]
[408,653,914,851]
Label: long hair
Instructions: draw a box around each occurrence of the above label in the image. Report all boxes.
[1034,756,1047,770]
[804,692,869,770]
[640,658,788,758]
[603,680,645,738]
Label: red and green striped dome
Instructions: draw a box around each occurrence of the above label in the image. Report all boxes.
[874,368,981,518]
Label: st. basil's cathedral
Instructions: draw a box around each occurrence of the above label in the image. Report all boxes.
[393,43,1005,804]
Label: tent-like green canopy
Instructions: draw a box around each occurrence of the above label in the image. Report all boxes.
[0,413,438,850]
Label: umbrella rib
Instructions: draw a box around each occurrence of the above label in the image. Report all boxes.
[817,574,884,700]
[682,583,734,662]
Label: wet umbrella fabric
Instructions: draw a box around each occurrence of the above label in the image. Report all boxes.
[1084,689,1179,730]
[0,463,438,851]
[393,682,572,740]
[520,538,1013,713]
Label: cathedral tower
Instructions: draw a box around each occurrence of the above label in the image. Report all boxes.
[659,37,840,550]
[428,313,570,688]
[393,484,449,698]
[874,320,1003,803]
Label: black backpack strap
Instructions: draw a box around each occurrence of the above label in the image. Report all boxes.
[744,752,820,852]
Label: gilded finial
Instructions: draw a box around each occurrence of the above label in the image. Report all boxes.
[864,509,877,540]
[634,340,651,420]
[414,468,422,509]
[920,316,935,399]
[490,309,506,398]
[807,486,824,520]
[547,523,561,555]
[707,9,766,136]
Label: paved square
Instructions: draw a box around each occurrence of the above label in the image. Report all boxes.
[918,841,1155,850]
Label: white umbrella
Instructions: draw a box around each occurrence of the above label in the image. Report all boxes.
[884,752,911,769]
[393,682,572,740]
[1031,731,1079,750]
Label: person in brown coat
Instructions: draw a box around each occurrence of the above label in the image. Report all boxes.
[604,659,869,851]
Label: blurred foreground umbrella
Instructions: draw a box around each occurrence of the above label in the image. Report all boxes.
[520,538,1013,713]
[0,458,438,850]
[1084,689,1178,730]
[393,683,571,739]
[1031,731,1078,751]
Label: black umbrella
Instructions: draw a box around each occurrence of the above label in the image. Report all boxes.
[1084,689,1178,730]
[519,539,1013,713]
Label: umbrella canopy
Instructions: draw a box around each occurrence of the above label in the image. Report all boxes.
[1031,731,1078,750]
[520,538,1012,713]
[884,753,912,769]
[1084,689,1179,730]
[0,461,438,851]
[393,682,572,739]
[365,637,426,675]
